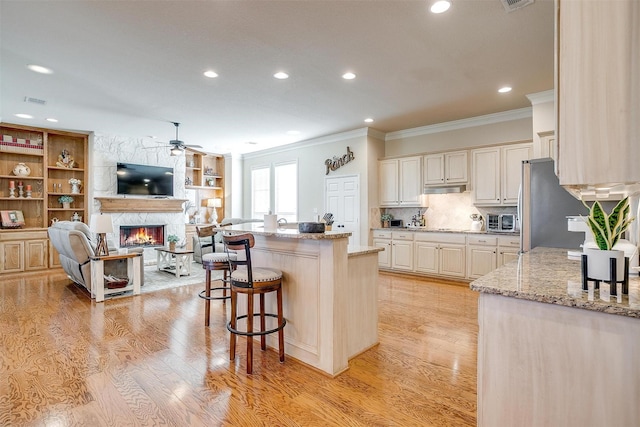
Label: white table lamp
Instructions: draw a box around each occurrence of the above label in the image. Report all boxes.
[90,213,114,257]
[207,198,222,224]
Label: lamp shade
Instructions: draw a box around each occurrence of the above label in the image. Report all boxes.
[207,198,222,208]
[90,213,114,234]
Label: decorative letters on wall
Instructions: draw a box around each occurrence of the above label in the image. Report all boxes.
[325,146,355,175]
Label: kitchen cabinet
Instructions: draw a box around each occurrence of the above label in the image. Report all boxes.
[415,233,466,278]
[378,156,422,207]
[391,231,414,271]
[423,151,468,186]
[497,235,520,268]
[472,142,532,206]
[467,235,497,279]
[557,0,640,189]
[372,230,392,269]
[0,229,49,274]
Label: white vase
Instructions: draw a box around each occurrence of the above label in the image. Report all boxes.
[62,202,71,209]
[71,183,80,194]
[585,248,625,281]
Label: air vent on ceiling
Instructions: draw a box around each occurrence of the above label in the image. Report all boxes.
[24,96,47,105]
[500,0,534,13]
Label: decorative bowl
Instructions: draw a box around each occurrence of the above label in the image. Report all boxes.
[298,222,325,233]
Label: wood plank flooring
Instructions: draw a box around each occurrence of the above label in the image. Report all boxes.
[0,270,478,426]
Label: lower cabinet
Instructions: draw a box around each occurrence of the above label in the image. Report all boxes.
[373,230,392,269]
[415,233,466,278]
[497,235,521,267]
[467,236,498,279]
[0,231,49,274]
[391,231,414,271]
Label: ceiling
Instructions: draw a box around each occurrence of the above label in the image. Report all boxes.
[0,0,554,155]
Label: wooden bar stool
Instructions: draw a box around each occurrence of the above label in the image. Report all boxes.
[196,225,236,326]
[223,232,286,374]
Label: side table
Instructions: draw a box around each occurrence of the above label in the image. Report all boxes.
[90,253,142,303]
[155,247,194,277]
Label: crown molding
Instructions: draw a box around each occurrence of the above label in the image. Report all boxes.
[385,107,532,141]
[526,89,555,105]
[242,127,382,159]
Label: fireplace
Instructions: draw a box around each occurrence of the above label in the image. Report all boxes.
[119,224,165,248]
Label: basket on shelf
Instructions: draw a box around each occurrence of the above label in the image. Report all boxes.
[0,140,44,155]
[104,275,129,289]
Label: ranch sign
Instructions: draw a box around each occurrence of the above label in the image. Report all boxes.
[325,146,355,175]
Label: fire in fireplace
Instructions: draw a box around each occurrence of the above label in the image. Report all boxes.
[120,225,165,248]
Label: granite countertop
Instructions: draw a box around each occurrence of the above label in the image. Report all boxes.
[372,227,519,236]
[347,245,384,257]
[221,222,351,240]
[470,247,640,318]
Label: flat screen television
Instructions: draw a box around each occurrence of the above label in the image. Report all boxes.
[116,162,174,196]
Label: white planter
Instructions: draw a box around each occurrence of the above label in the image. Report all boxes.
[585,248,625,281]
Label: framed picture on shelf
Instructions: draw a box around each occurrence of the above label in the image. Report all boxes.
[1,210,25,228]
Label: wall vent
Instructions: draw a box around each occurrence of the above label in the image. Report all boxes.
[500,0,534,13]
[24,96,47,105]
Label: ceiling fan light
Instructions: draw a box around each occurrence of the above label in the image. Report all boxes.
[170,147,183,156]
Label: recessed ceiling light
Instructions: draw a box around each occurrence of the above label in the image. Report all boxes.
[15,113,33,119]
[46,118,58,123]
[203,70,218,78]
[274,72,289,80]
[430,0,451,14]
[498,86,512,93]
[364,118,374,123]
[342,72,356,80]
[27,64,53,74]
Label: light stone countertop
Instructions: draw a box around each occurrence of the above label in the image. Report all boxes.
[470,247,640,318]
[347,245,384,257]
[372,227,520,236]
[221,222,351,240]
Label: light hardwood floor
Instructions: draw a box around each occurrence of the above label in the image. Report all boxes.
[0,270,478,426]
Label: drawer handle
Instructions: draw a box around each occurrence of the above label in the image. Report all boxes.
[478,240,486,243]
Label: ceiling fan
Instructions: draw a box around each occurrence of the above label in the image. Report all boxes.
[157,122,203,156]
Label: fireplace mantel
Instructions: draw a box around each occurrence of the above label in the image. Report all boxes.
[95,197,187,213]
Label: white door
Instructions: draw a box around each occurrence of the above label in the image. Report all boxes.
[325,175,360,246]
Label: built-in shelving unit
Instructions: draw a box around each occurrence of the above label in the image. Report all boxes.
[0,122,88,274]
[184,148,224,224]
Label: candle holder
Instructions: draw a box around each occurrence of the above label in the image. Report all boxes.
[9,187,16,198]
[18,185,24,198]
[25,190,32,199]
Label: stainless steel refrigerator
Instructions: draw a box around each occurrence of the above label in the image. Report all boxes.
[519,158,589,252]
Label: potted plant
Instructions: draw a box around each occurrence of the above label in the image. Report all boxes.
[381,213,393,228]
[68,177,82,194]
[167,234,179,251]
[583,196,635,281]
[58,195,74,209]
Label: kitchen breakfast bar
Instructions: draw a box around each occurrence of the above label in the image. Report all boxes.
[222,223,383,376]
[471,247,640,426]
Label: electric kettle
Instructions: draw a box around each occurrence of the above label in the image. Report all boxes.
[470,214,483,232]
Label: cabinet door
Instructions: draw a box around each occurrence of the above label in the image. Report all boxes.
[423,154,445,185]
[414,241,439,274]
[374,239,391,268]
[25,239,48,271]
[445,151,468,184]
[399,157,422,206]
[498,248,520,267]
[502,144,532,205]
[472,148,501,205]
[0,241,24,273]
[439,244,466,278]
[391,241,414,271]
[49,242,62,268]
[379,160,399,206]
[467,245,497,279]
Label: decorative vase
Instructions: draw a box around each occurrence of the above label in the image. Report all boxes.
[62,202,71,209]
[13,163,31,176]
[169,242,176,251]
[71,183,80,194]
[584,248,625,281]
[382,220,390,228]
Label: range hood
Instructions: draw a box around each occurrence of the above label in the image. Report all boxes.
[423,184,466,195]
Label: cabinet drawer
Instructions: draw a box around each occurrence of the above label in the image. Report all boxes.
[391,231,414,241]
[498,235,521,248]
[373,230,392,239]
[415,232,466,245]
[468,235,498,246]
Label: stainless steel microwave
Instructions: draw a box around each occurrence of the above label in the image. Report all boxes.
[389,219,404,227]
[486,214,517,232]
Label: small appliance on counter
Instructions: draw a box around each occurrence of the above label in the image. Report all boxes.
[389,219,403,227]
[485,213,516,232]
[470,214,483,231]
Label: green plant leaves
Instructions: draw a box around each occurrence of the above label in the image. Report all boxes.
[583,197,634,250]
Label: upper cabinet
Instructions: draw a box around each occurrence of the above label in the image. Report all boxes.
[472,142,532,206]
[423,151,468,186]
[557,0,640,189]
[379,156,422,207]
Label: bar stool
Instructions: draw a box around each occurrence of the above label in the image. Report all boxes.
[223,232,286,374]
[196,225,236,326]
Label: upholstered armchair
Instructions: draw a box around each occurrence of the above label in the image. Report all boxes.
[48,221,144,293]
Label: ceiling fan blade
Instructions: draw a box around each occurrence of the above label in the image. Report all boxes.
[185,144,203,149]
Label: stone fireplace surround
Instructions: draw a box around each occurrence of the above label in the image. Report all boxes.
[91,134,188,264]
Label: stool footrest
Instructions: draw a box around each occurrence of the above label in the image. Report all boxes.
[198,287,231,301]
[227,313,286,337]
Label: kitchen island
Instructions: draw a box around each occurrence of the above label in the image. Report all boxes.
[471,247,640,426]
[222,223,382,376]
